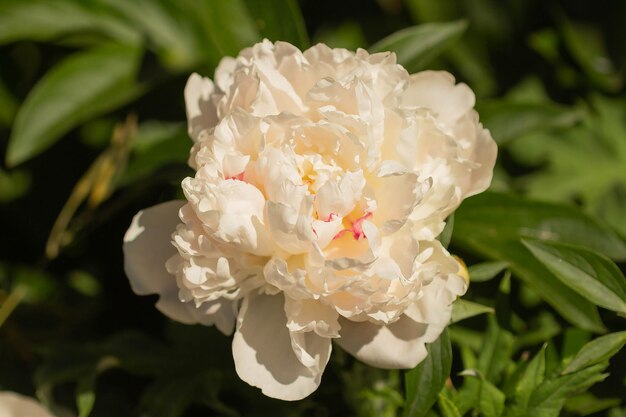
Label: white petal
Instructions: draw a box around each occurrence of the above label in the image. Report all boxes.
[402,71,475,130]
[123,201,236,334]
[335,315,429,369]
[123,201,184,297]
[185,73,217,140]
[0,392,55,417]
[232,293,330,401]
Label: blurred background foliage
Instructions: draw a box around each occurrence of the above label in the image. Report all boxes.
[0,0,625,416]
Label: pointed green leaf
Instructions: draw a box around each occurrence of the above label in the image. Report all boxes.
[522,239,626,314]
[7,43,141,166]
[479,379,505,417]
[477,317,515,384]
[404,330,452,417]
[562,331,626,375]
[369,20,467,72]
[468,261,509,282]
[454,192,623,332]
[438,394,462,417]
[450,299,494,323]
[527,363,609,417]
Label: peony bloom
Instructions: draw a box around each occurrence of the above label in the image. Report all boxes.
[0,392,55,417]
[124,40,496,400]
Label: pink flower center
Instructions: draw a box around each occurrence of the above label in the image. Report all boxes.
[330,212,373,240]
[226,172,245,181]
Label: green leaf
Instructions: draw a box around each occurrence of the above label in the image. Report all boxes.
[477,316,514,384]
[181,0,260,66]
[564,393,621,416]
[479,379,505,417]
[243,0,309,48]
[562,331,626,375]
[438,394,462,417]
[468,261,509,282]
[0,0,139,45]
[404,330,452,417]
[523,239,626,314]
[558,16,622,92]
[455,193,626,261]
[527,363,609,417]
[76,374,97,417]
[369,20,467,72]
[0,77,18,126]
[7,43,141,166]
[0,168,31,203]
[503,345,546,416]
[450,299,494,323]
[454,192,626,332]
[477,101,584,145]
[117,121,190,187]
[99,0,203,70]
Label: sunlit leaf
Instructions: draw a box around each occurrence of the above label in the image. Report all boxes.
[523,239,626,314]
[451,299,494,323]
[7,43,142,166]
[369,20,467,72]
[562,331,626,375]
[0,0,139,45]
[468,261,508,282]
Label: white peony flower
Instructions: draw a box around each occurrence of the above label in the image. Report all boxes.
[0,392,55,417]
[124,40,496,401]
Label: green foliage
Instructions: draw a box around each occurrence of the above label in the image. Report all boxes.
[1,0,626,416]
[404,330,452,417]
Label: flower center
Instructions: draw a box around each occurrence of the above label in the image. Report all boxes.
[332,211,373,240]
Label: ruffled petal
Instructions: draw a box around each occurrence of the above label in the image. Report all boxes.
[185,73,217,140]
[232,293,330,400]
[335,315,430,369]
[123,201,236,334]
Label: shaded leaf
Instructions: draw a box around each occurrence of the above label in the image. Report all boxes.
[0,77,18,126]
[243,0,309,48]
[523,239,626,314]
[404,330,452,417]
[181,0,260,67]
[479,379,505,417]
[369,20,467,72]
[527,363,608,417]
[7,43,142,166]
[477,101,584,145]
[477,316,514,384]
[454,192,626,332]
[438,394,461,417]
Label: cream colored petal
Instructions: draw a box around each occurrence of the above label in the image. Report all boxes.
[232,293,329,401]
[402,71,475,129]
[123,201,236,334]
[315,171,365,220]
[335,315,429,369]
[0,392,55,417]
[285,297,341,338]
[185,73,217,140]
[123,201,184,297]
